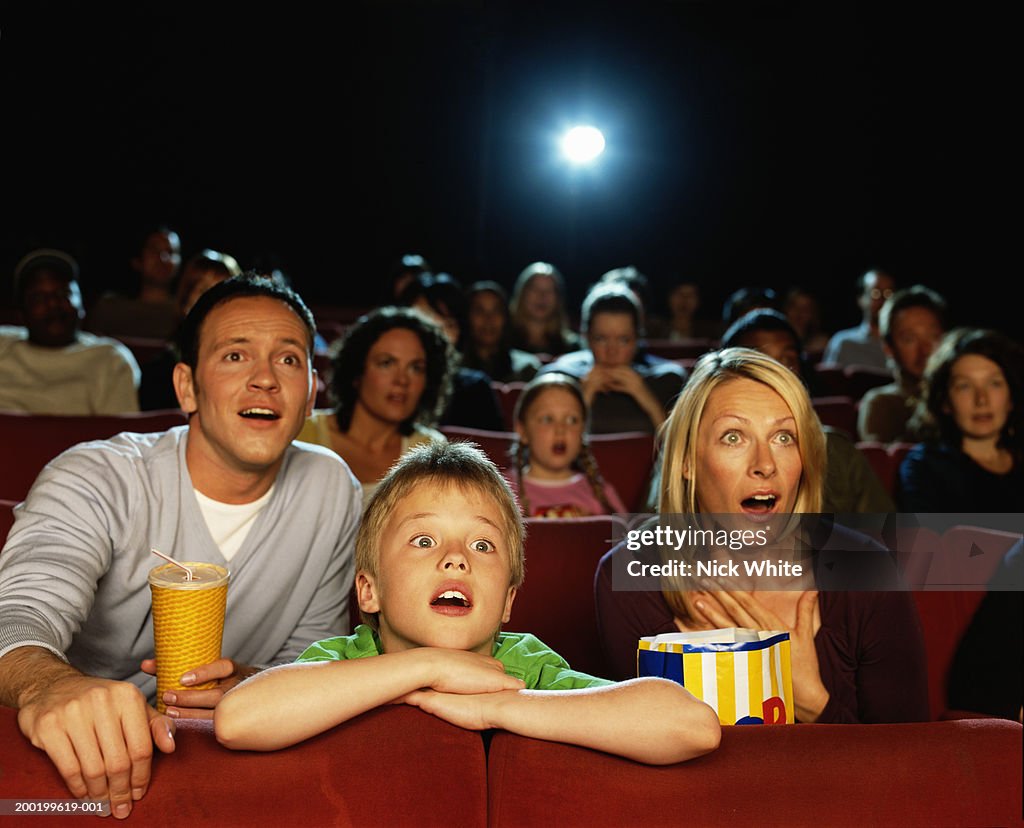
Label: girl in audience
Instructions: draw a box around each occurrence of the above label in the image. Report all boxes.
[508,262,582,356]
[899,328,1024,512]
[543,282,686,434]
[297,307,453,507]
[462,281,541,383]
[510,373,627,517]
[595,348,929,722]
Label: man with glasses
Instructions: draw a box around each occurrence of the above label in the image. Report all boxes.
[823,269,895,371]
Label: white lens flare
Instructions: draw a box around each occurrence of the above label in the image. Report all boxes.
[561,126,606,165]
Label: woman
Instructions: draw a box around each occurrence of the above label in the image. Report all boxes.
[297,307,453,506]
[508,262,582,356]
[720,308,894,513]
[899,328,1024,512]
[543,282,685,434]
[596,348,929,723]
[462,281,541,383]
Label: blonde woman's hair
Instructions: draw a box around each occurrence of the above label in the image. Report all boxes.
[658,347,826,516]
[356,441,526,631]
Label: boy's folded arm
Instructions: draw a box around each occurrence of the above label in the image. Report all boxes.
[214,648,522,751]
[407,676,721,765]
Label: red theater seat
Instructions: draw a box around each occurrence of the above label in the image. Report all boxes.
[0,410,187,502]
[508,516,628,679]
[0,705,488,827]
[491,381,526,431]
[0,499,16,548]
[487,719,1023,827]
[812,395,857,439]
[855,441,915,498]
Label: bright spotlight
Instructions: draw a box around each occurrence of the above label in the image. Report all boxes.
[561,125,605,165]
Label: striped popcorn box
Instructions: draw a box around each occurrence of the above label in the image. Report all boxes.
[637,628,794,725]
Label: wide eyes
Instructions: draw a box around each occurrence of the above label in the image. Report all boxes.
[719,430,796,446]
[409,534,496,553]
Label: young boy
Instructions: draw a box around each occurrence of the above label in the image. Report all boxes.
[215,442,720,764]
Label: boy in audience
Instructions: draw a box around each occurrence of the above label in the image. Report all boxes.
[215,441,720,764]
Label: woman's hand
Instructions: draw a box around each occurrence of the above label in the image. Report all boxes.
[604,366,667,428]
[687,589,830,722]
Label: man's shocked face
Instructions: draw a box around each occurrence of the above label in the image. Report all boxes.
[174,296,315,499]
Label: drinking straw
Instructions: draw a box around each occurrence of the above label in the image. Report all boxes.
[150,548,195,581]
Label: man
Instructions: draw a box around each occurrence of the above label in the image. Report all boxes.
[857,285,947,443]
[0,249,140,414]
[822,269,895,371]
[0,274,360,818]
[87,225,183,340]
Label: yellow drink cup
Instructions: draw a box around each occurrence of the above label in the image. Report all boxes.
[148,562,229,713]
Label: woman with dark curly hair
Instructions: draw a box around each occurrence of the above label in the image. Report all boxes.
[297,307,454,506]
[899,328,1024,512]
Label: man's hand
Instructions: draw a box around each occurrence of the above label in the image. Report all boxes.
[17,673,175,820]
[141,658,259,719]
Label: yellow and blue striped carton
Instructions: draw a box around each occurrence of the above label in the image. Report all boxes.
[638,628,794,725]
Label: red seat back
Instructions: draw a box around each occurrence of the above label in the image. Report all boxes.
[812,395,857,439]
[0,410,187,502]
[0,499,17,550]
[855,441,915,498]
[508,516,627,678]
[491,381,526,432]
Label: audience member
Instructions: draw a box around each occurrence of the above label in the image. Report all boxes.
[0,248,140,414]
[721,286,778,327]
[214,441,721,764]
[297,306,452,508]
[462,281,541,382]
[651,280,721,341]
[721,309,894,513]
[783,287,830,353]
[899,328,1024,512]
[508,262,582,356]
[385,253,432,304]
[509,373,626,517]
[399,273,504,431]
[138,249,242,410]
[857,286,947,444]
[0,274,360,817]
[822,269,894,371]
[542,282,686,434]
[596,348,929,722]
[88,225,183,340]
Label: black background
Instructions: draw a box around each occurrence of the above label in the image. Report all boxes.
[1,2,1014,335]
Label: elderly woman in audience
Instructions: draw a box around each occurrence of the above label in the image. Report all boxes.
[297,307,452,507]
[542,282,686,434]
[461,281,541,383]
[899,328,1024,512]
[596,348,929,722]
[508,262,582,356]
[720,308,894,513]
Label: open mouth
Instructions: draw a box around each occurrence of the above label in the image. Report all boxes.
[430,587,473,615]
[741,494,778,514]
[239,407,280,421]
[552,441,567,455]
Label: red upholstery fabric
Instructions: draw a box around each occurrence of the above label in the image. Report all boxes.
[441,426,655,512]
[0,410,187,502]
[811,395,857,439]
[0,498,16,548]
[0,705,487,827]
[491,381,526,431]
[488,720,1023,827]
[508,517,628,678]
[856,441,915,497]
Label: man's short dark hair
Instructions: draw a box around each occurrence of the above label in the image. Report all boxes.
[176,271,316,371]
[13,249,79,305]
[879,285,947,346]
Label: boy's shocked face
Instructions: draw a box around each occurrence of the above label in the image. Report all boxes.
[357,483,518,656]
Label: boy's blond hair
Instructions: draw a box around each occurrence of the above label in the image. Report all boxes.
[356,441,526,630]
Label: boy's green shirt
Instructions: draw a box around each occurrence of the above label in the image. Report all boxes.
[296,625,613,690]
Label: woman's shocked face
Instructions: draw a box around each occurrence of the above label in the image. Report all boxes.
[687,378,803,522]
